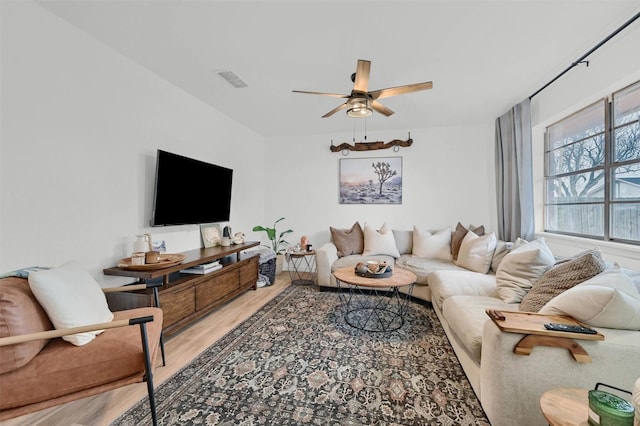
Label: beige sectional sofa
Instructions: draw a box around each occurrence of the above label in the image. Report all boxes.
[316,222,640,426]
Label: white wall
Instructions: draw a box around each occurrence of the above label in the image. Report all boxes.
[262,125,496,250]
[530,20,640,270]
[0,2,265,285]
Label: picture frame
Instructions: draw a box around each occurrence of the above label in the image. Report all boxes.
[200,223,222,248]
[339,157,403,204]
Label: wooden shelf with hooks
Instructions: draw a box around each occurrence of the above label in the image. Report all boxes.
[330,137,412,153]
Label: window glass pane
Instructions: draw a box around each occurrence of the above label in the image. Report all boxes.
[612,163,640,200]
[545,204,604,237]
[546,171,605,203]
[610,203,640,242]
[613,82,640,163]
[548,134,604,175]
[613,81,640,127]
[613,121,640,163]
[548,101,604,150]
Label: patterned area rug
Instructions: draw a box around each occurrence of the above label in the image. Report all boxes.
[113,285,489,425]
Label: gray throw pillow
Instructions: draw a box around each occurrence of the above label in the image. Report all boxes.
[330,222,364,257]
[519,248,606,312]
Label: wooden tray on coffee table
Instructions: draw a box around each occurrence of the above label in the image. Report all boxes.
[485,309,604,363]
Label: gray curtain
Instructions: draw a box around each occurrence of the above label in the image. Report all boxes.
[495,98,535,242]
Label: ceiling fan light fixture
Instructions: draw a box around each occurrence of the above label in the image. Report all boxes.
[346,98,372,118]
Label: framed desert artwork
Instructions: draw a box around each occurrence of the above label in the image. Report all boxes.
[339,157,403,204]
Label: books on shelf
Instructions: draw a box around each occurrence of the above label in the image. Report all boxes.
[180,262,222,275]
[193,260,220,269]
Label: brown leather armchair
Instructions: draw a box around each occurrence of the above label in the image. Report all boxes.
[0,277,163,425]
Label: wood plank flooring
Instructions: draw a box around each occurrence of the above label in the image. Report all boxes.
[1,274,292,426]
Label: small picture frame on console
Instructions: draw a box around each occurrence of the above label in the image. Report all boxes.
[200,223,222,248]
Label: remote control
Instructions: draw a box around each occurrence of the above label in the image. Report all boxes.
[544,323,597,334]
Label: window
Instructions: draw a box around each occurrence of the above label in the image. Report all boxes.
[544,81,640,244]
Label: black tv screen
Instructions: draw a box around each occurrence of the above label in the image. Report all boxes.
[151,150,233,226]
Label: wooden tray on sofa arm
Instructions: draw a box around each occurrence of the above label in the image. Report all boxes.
[485,309,604,363]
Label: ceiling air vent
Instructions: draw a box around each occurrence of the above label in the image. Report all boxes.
[217,70,247,88]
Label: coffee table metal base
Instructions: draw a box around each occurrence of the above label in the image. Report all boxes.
[336,281,415,332]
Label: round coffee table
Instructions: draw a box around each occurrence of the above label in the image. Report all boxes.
[333,266,417,332]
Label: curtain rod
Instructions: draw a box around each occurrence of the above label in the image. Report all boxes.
[529,10,640,100]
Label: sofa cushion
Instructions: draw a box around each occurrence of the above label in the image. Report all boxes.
[496,238,555,303]
[392,229,413,255]
[540,264,640,330]
[0,307,162,412]
[519,248,605,312]
[330,222,364,257]
[429,270,499,310]
[362,223,400,258]
[0,277,54,374]
[442,295,518,364]
[451,222,485,260]
[490,240,514,272]
[28,262,114,346]
[395,255,468,286]
[455,232,497,274]
[412,226,452,260]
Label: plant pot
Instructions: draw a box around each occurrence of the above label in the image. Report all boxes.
[275,254,284,275]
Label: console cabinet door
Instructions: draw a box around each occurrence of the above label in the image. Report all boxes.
[161,284,196,328]
[195,269,239,311]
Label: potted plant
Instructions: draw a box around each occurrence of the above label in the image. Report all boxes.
[252,217,293,274]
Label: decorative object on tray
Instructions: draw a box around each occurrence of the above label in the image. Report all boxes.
[152,240,166,253]
[117,253,186,270]
[132,233,152,254]
[354,260,393,278]
[144,251,160,264]
[200,223,222,248]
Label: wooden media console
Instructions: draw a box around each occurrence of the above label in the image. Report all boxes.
[104,241,260,336]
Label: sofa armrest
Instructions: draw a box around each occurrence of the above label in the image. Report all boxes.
[0,316,155,347]
[479,320,640,426]
[316,243,338,286]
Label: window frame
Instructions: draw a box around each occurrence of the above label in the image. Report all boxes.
[544,80,640,245]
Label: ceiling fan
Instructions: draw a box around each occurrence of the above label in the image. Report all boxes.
[292,59,433,118]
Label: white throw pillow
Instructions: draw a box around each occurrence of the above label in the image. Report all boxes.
[539,264,640,330]
[455,231,497,274]
[412,226,452,260]
[28,261,114,346]
[495,238,555,303]
[362,222,400,258]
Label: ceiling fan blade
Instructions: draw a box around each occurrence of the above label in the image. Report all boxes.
[370,81,433,100]
[322,102,349,118]
[292,90,349,98]
[352,59,371,93]
[371,100,394,117]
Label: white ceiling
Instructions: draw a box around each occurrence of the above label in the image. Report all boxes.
[37,1,640,138]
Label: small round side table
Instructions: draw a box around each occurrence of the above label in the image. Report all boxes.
[540,387,589,426]
[287,250,316,285]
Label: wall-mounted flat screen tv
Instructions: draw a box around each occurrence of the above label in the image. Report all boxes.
[151,149,233,226]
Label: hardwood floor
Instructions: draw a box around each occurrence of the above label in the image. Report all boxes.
[1,274,292,426]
